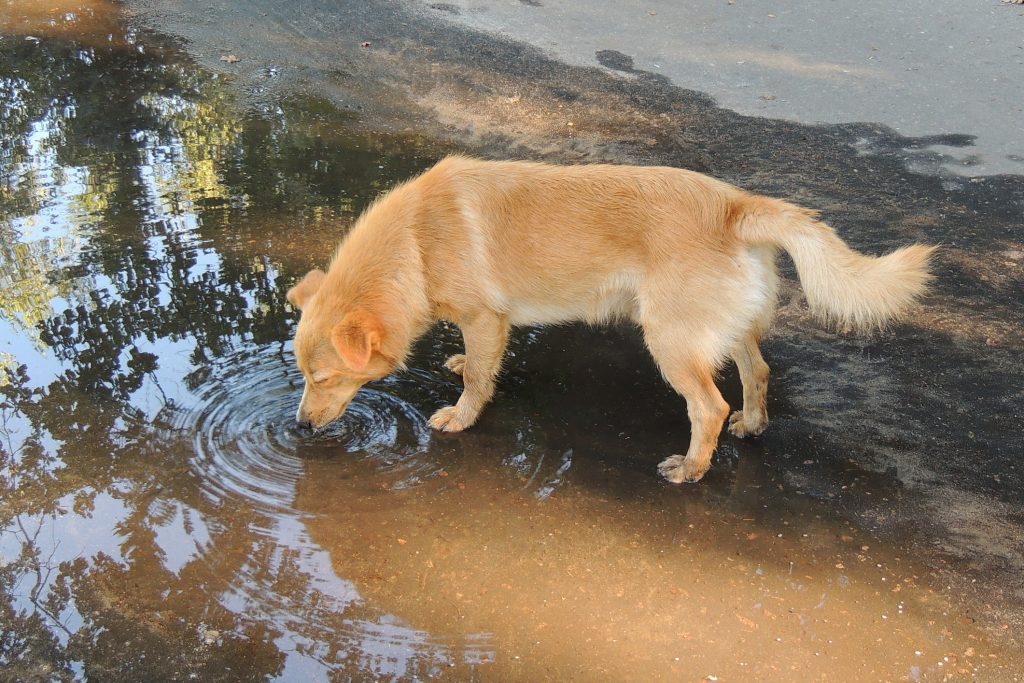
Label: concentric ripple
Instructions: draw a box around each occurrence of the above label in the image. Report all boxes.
[163,344,434,511]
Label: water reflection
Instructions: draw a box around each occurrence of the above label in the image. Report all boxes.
[0,9,494,679]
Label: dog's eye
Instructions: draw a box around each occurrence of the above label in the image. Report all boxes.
[311,370,335,384]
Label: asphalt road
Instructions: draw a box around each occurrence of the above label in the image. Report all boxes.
[428,0,1024,176]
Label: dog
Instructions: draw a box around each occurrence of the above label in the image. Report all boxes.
[286,156,933,482]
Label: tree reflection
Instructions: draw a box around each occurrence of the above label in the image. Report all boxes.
[0,10,447,680]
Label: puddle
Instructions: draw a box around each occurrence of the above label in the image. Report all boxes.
[1,1,1022,681]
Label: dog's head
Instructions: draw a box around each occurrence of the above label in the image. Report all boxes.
[286,269,395,430]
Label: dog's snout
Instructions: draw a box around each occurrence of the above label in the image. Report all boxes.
[295,407,313,430]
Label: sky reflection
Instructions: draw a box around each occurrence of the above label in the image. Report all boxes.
[0,9,477,680]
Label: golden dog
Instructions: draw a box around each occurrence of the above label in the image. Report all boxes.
[286,156,933,482]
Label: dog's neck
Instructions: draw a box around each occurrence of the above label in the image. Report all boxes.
[322,184,433,370]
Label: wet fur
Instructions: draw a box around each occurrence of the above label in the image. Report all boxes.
[287,156,934,482]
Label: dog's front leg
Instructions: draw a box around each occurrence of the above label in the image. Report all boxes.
[429,310,509,432]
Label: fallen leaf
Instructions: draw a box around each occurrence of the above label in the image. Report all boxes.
[220,54,240,64]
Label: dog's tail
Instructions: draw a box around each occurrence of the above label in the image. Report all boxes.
[732,195,935,331]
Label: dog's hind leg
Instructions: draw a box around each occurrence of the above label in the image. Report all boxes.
[638,260,749,482]
[653,360,730,483]
[640,314,731,482]
[728,246,777,438]
[429,310,509,432]
[727,332,770,438]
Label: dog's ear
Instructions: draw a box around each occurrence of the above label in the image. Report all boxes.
[286,269,326,310]
[331,310,384,372]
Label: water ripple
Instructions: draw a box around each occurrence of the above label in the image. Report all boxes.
[163,344,434,511]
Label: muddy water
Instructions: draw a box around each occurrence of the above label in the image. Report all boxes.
[0,3,1020,682]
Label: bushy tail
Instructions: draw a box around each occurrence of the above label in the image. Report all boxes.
[733,196,936,331]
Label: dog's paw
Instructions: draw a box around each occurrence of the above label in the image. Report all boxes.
[428,405,471,432]
[727,410,767,438]
[657,454,709,484]
[444,354,467,376]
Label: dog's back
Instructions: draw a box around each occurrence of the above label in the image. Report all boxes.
[412,156,753,326]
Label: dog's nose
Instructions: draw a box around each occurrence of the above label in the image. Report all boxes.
[296,418,313,430]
